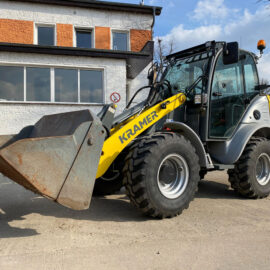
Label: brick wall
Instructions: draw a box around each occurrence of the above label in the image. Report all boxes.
[57,24,73,47]
[0,19,152,51]
[0,19,33,44]
[95,27,111,50]
[130,29,152,52]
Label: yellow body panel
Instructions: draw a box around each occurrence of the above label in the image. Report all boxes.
[267,95,270,111]
[96,93,186,179]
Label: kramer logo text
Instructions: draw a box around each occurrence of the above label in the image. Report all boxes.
[119,111,158,144]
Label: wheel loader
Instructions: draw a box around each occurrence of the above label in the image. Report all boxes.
[1,40,270,218]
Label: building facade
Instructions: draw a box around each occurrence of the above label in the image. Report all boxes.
[0,0,161,134]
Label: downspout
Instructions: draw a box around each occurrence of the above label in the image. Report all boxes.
[126,81,131,105]
[151,7,156,73]
[151,7,156,36]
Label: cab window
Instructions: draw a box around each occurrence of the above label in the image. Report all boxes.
[209,53,245,138]
[242,52,259,99]
[164,55,209,95]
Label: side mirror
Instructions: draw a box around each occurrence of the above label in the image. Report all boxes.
[223,42,239,65]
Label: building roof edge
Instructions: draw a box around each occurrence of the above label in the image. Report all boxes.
[5,0,162,15]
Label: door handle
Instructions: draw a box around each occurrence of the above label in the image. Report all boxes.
[213,92,223,97]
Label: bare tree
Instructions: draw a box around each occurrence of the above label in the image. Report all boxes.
[261,78,269,85]
[155,38,165,67]
[154,38,175,68]
[168,39,175,55]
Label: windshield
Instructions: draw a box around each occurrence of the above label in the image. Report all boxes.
[163,52,212,95]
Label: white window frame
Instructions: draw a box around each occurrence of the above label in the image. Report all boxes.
[34,23,56,46]
[74,26,95,49]
[25,66,52,102]
[111,29,130,51]
[79,67,105,104]
[54,66,79,104]
[0,64,105,105]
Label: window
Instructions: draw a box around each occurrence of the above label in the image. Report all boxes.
[80,70,103,103]
[0,65,104,104]
[37,26,55,46]
[164,56,209,96]
[76,29,92,49]
[242,53,259,99]
[212,61,244,98]
[55,68,78,102]
[0,66,24,101]
[112,32,128,51]
[209,53,245,138]
[26,67,51,102]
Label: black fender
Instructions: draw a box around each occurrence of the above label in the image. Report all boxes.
[163,121,213,168]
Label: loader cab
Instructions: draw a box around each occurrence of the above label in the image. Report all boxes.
[164,41,260,142]
[208,48,259,140]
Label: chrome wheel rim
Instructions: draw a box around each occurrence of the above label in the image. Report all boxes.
[157,154,189,199]
[256,153,270,186]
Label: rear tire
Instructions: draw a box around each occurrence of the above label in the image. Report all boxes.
[123,132,200,218]
[228,137,270,198]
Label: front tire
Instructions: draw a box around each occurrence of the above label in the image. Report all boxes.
[123,132,200,218]
[228,137,270,198]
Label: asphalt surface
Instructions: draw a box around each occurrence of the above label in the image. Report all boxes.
[0,171,270,270]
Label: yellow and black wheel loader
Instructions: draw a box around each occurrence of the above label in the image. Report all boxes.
[1,40,270,218]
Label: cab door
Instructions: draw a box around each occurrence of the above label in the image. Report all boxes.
[209,53,246,138]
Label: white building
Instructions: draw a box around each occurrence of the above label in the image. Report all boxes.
[0,0,162,134]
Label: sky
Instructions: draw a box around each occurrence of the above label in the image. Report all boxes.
[106,0,270,80]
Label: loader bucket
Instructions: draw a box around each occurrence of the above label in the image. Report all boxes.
[0,110,106,210]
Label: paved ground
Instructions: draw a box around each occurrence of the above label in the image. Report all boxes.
[0,171,270,270]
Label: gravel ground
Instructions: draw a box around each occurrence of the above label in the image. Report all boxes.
[0,171,270,270]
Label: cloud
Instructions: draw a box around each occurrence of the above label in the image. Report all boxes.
[192,0,229,22]
[156,5,270,81]
[258,53,270,82]
[158,1,270,49]
[157,24,222,51]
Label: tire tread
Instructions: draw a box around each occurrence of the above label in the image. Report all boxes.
[228,137,270,199]
[123,132,200,218]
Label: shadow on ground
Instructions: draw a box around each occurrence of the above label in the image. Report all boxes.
[0,175,241,238]
[197,180,240,200]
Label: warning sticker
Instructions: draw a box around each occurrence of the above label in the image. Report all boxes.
[110,92,121,103]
